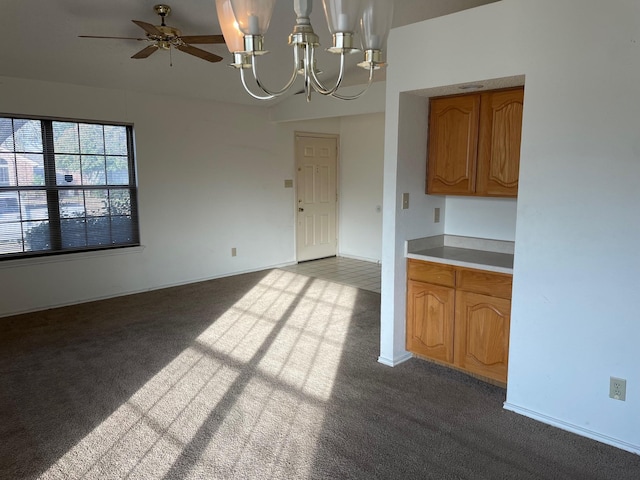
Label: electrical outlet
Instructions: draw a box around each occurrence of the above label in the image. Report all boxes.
[231,247,237,257]
[609,377,626,401]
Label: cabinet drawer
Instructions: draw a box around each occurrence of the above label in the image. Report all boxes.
[456,268,512,298]
[407,260,455,287]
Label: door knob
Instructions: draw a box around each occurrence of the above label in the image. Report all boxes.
[298,207,304,212]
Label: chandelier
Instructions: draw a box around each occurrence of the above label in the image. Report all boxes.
[215,0,394,101]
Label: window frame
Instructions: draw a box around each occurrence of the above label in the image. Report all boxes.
[0,113,140,261]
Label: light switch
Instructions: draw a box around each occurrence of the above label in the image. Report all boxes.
[402,193,409,210]
[284,179,293,188]
[434,207,441,223]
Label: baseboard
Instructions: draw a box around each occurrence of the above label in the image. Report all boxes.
[0,260,298,319]
[503,402,640,455]
[378,352,413,367]
[338,253,381,264]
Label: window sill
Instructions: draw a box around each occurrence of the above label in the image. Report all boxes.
[0,245,146,270]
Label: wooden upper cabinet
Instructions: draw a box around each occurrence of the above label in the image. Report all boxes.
[426,87,524,198]
[476,88,524,197]
[427,94,480,195]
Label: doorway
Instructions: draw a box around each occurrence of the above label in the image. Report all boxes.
[295,133,338,262]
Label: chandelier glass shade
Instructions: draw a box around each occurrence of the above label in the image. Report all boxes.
[214,0,394,102]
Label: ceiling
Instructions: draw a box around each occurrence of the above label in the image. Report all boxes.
[3,0,497,107]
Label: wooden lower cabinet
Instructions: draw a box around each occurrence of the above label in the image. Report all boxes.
[454,291,511,383]
[406,281,455,363]
[406,259,512,384]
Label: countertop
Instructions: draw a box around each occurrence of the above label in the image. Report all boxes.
[406,235,514,274]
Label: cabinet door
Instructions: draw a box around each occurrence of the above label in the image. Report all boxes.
[427,94,480,195]
[476,88,523,197]
[406,280,455,363]
[454,291,511,383]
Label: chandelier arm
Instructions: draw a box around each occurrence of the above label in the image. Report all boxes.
[330,66,376,100]
[303,45,316,99]
[305,70,312,102]
[251,52,299,97]
[239,67,276,100]
[307,45,347,96]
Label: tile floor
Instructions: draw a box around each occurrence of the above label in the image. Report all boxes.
[280,256,381,293]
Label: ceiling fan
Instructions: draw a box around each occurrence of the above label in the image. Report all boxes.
[79,4,225,63]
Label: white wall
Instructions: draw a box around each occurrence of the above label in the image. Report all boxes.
[445,197,517,241]
[0,76,340,317]
[337,113,385,262]
[382,0,640,453]
[379,92,446,366]
[271,89,388,264]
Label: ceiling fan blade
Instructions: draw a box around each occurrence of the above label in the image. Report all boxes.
[179,35,225,44]
[132,20,163,36]
[79,35,147,41]
[131,45,159,59]
[176,44,223,63]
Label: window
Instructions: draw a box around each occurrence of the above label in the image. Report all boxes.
[0,116,139,259]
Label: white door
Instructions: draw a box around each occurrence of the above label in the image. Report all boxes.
[295,134,338,262]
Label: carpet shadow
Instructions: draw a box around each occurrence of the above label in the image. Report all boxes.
[0,270,269,480]
[158,275,315,479]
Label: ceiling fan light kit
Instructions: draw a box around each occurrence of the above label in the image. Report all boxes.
[215,0,394,102]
